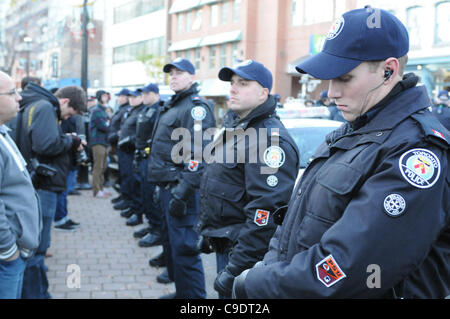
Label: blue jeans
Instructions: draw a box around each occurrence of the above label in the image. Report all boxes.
[160,187,206,299]
[22,189,57,299]
[0,256,26,299]
[55,169,77,224]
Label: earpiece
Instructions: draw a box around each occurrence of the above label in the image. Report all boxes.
[384,69,393,80]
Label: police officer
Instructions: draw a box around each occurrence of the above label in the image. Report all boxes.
[318,90,345,122]
[198,60,299,298]
[432,89,450,130]
[110,89,131,206]
[147,58,216,299]
[233,7,449,299]
[133,83,164,248]
[117,90,146,226]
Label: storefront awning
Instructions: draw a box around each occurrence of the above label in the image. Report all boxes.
[169,0,201,14]
[200,30,242,47]
[199,78,230,97]
[168,37,203,52]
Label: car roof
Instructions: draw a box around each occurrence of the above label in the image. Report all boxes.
[281,118,343,129]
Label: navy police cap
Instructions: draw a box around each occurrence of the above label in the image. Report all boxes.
[128,89,142,97]
[139,83,159,94]
[163,58,195,75]
[115,88,131,96]
[218,60,273,92]
[296,7,409,80]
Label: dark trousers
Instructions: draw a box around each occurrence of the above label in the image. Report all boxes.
[139,158,162,228]
[160,186,206,299]
[117,149,140,210]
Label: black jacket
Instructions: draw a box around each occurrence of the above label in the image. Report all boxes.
[240,74,450,299]
[199,95,300,274]
[108,102,131,146]
[135,100,162,151]
[10,83,74,192]
[118,103,146,153]
[147,83,216,190]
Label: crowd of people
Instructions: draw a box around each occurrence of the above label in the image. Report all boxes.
[0,6,448,300]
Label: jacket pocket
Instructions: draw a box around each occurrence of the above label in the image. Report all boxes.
[316,163,362,195]
[296,212,334,249]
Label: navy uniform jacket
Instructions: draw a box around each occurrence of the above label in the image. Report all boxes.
[240,75,450,298]
[147,83,216,195]
[432,103,450,131]
[135,100,162,151]
[118,103,146,153]
[199,95,299,274]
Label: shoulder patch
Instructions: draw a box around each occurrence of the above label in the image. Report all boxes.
[383,194,407,217]
[316,255,346,287]
[263,146,286,169]
[191,106,207,121]
[399,148,441,189]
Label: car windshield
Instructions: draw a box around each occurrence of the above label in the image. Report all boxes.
[288,126,335,168]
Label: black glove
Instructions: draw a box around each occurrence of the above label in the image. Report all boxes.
[71,135,82,151]
[232,269,250,299]
[214,267,236,298]
[196,236,215,254]
[168,196,187,218]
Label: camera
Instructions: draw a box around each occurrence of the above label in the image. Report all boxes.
[76,134,89,165]
[29,158,57,185]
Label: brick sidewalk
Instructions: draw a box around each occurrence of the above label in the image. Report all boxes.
[46,188,174,299]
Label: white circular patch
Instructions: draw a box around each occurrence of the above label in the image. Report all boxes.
[383,194,406,217]
[266,175,279,187]
[191,106,207,121]
[326,16,345,40]
[263,146,286,169]
[399,148,441,189]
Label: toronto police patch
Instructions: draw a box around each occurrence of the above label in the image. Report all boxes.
[191,106,207,121]
[266,175,279,187]
[315,255,346,288]
[263,146,286,169]
[383,194,406,217]
[399,148,441,189]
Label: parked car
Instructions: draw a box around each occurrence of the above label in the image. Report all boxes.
[281,118,343,182]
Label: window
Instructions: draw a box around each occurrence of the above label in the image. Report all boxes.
[291,0,303,26]
[291,0,333,26]
[192,9,203,30]
[114,0,165,24]
[221,1,229,25]
[211,4,219,27]
[232,42,240,65]
[232,0,241,22]
[113,37,164,64]
[194,48,201,69]
[406,6,423,48]
[177,13,185,33]
[219,44,227,67]
[209,45,217,69]
[435,1,450,44]
[186,11,193,31]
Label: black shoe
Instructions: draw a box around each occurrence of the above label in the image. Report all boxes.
[111,195,123,204]
[120,207,134,218]
[149,252,166,268]
[133,227,151,238]
[113,200,129,211]
[68,190,81,195]
[126,214,143,226]
[66,219,80,228]
[54,221,77,232]
[158,292,176,299]
[138,232,162,247]
[156,269,173,284]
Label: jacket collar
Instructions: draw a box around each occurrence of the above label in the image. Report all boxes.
[166,83,199,109]
[227,95,277,129]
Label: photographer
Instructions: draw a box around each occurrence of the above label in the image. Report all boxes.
[11,83,86,299]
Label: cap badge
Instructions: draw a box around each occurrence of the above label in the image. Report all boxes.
[326,16,345,40]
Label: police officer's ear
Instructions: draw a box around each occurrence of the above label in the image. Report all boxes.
[382,58,400,83]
